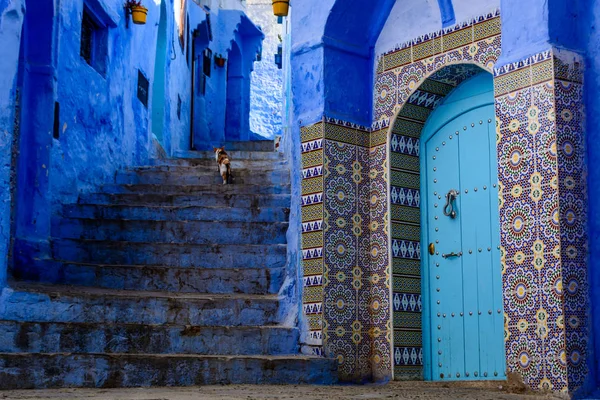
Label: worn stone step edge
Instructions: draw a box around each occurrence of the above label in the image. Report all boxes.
[50,239,288,269]
[1,283,282,326]
[174,150,285,160]
[0,320,299,355]
[79,193,292,208]
[0,353,338,388]
[100,184,292,195]
[14,261,285,294]
[61,204,291,223]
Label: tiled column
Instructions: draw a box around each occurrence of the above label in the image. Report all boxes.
[494,49,588,392]
[300,117,393,382]
[300,122,325,354]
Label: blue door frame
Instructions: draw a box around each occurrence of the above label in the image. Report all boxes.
[420,73,505,381]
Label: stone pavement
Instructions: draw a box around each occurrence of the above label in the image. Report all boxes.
[0,382,571,400]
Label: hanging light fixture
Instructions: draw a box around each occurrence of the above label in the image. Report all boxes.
[272,0,289,17]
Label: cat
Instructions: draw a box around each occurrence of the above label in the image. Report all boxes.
[213,147,232,185]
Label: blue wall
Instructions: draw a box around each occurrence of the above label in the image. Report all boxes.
[191,9,263,149]
[246,1,283,140]
[1,0,263,281]
[583,0,600,395]
[0,0,25,288]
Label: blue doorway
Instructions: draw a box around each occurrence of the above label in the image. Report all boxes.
[420,72,505,381]
[152,0,167,146]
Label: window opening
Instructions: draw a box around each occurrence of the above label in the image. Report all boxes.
[80,7,108,75]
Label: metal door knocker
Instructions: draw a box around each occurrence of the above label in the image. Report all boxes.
[443,189,459,219]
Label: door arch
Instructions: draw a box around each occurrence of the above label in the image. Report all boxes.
[389,67,504,381]
[225,41,242,140]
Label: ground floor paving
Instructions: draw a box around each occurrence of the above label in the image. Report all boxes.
[0,381,572,400]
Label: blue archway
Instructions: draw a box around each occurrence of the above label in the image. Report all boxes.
[13,0,58,272]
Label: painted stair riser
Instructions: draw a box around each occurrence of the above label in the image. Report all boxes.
[0,322,299,355]
[0,354,338,389]
[62,204,290,223]
[53,219,289,245]
[14,262,284,294]
[125,167,290,178]
[151,159,288,168]
[220,141,276,151]
[101,183,291,195]
[51,239,287,269]
[79,193,291,208]
[175,150,284,160]
[0,290,280,326]
[115,171,291,185]
[138,160,288,171]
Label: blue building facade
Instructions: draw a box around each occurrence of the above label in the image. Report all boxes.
[1,0,600,397]
[288,0,600,396]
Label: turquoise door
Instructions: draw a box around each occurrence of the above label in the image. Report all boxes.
[421,73,505,381]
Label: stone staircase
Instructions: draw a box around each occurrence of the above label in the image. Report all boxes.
[0,141,336,389]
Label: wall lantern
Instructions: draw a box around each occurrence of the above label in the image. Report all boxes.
[272,0,289,17]
[125,0,148,26]
[215,54,227,68]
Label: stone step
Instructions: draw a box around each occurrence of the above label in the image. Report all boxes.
[51,239,287,269]
[129,164,287,175]
[174,150,284,160]
[1,283,281,326]
[151,158,287,168]
[13,261,284,294]
[0,321,298,355]
[79,192,291,208]
[115,170,290,186]
[101,183,291,195]
[52,218,289,245]
[221,140,275,152]
[62,204,290,223]
[0,353,337,388]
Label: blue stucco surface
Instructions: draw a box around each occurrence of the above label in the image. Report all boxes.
[0,0,25,288]
[583,0,600,395]
[246,1,283,139]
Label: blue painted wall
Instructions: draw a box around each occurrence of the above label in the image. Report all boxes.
[246,0,283,140]
[191,9,263,149]
[583,0,600,395]
[0,0,263,281]
[0,0,25,288]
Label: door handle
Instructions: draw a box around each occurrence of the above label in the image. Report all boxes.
[442,252,462,259]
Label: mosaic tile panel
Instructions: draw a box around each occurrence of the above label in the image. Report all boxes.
[320,117,392,382]
[494,49,588,393]
[300,122,324,353]
[374,9,502,124]
[553,52,588,391]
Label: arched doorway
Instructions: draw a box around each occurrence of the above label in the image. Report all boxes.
[13,0,57,269]
[225,41,243,140]
[390,68,504,381]
[152,0,167,146]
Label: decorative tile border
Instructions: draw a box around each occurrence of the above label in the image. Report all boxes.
[374,9,502,124]
[301,122,325,352]
[494,49,588,393]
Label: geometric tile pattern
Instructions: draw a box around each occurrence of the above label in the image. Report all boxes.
[301,122,325,353]
[373,9,502,125]
[494,49,588,393]
[375,10,502,381]
[320,117,392,382]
